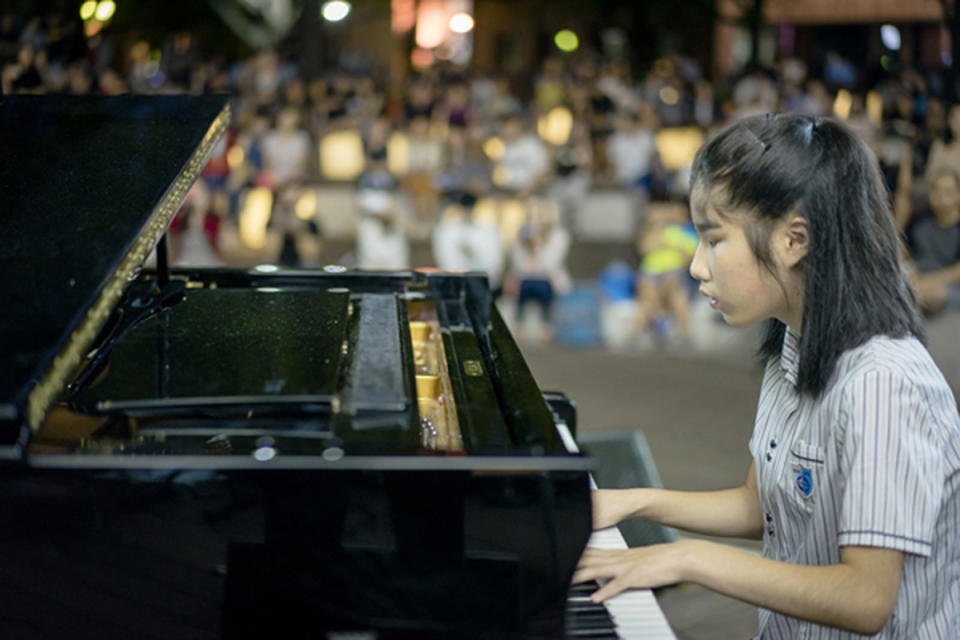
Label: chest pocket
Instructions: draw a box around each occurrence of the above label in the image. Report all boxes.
[778,440,826,518]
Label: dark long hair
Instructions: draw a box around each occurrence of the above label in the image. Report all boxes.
[691,114,925,397]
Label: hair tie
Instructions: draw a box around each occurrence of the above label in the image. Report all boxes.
[746,128,768,152]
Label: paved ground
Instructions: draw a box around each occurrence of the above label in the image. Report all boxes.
[518,306,960,639]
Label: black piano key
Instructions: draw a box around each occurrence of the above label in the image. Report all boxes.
[567,613,616,631]
[568,582,600,596]
[566,580,620,640]
[566,629,621,639]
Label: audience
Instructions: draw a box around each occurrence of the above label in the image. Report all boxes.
[6,8,960,351]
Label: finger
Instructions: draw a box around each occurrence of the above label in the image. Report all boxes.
[577,548,622,563]
[577,549,628,571]
[590,577,627,603]
[571,564,616,584]
[570,569,591,584]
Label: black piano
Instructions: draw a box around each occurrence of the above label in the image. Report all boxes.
[0,95,613,639]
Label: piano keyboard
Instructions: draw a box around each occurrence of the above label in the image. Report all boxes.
[570,524,677,639]
[567,580,620,638]
[557,422,677,640]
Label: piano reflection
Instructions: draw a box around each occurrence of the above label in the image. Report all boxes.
[0,94,672,639]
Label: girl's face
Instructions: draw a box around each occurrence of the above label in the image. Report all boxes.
[688,184,804,329]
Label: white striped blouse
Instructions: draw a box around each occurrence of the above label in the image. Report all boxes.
[750,329,960,639]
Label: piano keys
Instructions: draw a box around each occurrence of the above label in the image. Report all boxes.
[557,423,677,640]
[580,525,677,639]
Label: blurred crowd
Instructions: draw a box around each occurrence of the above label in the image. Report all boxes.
[4,9,960,350]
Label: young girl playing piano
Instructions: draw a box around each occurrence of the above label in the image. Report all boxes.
[575,114,960,637]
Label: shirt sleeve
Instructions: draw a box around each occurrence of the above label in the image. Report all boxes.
[837,369,943,557]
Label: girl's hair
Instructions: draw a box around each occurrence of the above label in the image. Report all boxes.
[691,113,925,397]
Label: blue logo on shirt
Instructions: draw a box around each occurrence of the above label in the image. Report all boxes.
[794,466,813,497]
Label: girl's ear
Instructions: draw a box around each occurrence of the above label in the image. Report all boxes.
[778,213,810,268]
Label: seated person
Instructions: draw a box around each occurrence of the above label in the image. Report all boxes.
[633,202,698,342]
[906,168,960,314]
[503,217,571,344]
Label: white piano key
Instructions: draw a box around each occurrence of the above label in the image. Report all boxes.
[556,422,677,640]
[587,526,676,640]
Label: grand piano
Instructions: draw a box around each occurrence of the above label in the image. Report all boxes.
[0,94,674,639]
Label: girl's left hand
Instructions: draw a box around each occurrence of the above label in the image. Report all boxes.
[572,540,701,602]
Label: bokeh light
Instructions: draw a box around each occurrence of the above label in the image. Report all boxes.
[483,137,505,160]
[79,1,97,20]
[239,187,273,250]
[410,46,435,69]
[659,86,680,106]
[537,106,574,146]
[94,0,116,21]
[833,89,852,119]
[321,1,351,22]
[880,24,900,51]
[449,12,474,34]
[554,29,579,53]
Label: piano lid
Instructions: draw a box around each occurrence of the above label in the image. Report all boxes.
[0,95,230,453]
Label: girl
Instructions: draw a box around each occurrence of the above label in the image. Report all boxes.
[575,114,960,638]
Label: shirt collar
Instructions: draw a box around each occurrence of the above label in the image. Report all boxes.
[780,326,801,386]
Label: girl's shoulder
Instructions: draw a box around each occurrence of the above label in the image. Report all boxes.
[837,334,931,380]
[832,334,956,415]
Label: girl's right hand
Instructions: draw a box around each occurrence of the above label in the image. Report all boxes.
[591,489,643,530]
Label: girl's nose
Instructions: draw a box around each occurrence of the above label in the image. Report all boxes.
[689,243,710,282]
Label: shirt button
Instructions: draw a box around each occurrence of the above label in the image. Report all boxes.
[766,514,773,523]
[768,528,775,537]
[766,453,772,462]
[769,440,777,448]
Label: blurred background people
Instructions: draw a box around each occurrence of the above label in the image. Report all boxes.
[906,169,960,315]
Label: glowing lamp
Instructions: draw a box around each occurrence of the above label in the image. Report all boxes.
[80,1,97,20]
[449,12,474,34]
[881,25,901,51]
[321,1,351,22]
[833,89,852,120]
[319,129,365,180]
[95,1,116,21]
[483,136,505,160]
[415,0,447,49]
[537,106,573,146]
[655,127,705,172]
[239,187,273,250]
[295,189,318,220]
[554,30,578,53]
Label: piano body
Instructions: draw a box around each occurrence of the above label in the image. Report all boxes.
[0,94,601,639]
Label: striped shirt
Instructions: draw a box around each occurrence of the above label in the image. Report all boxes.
[750,329,960,638]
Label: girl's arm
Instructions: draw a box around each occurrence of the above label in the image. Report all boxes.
[592,462,763,539]
[576,541,904,636]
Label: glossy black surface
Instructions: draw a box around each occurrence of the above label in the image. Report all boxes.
[84,288,348,409]
[1,464,593,639]
[52,270,577,466]
[2,94,594,637]
[7,269,594,637]
[0,95,228,422]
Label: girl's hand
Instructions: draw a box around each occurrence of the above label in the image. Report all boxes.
[591,489,643,530]
[572,540,701,602]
